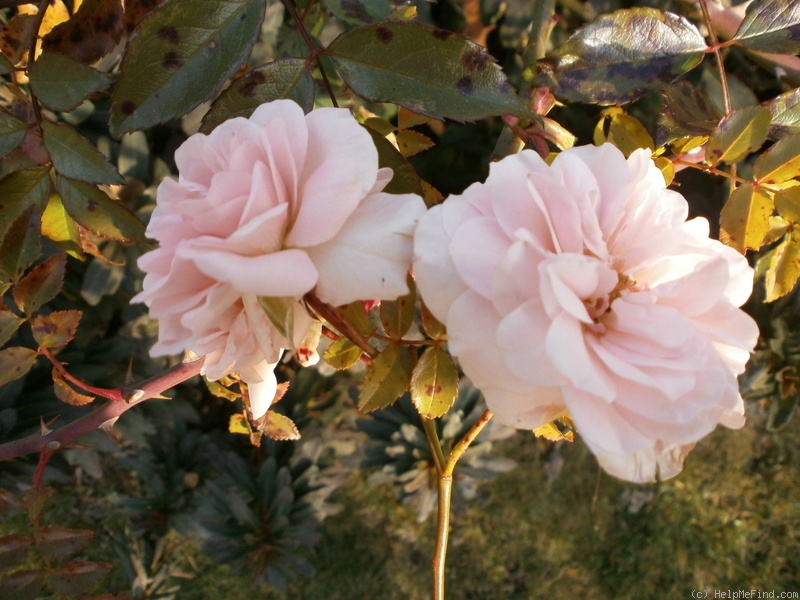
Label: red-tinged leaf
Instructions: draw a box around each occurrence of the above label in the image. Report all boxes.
[52,368,95,406]
[42,0,124,65]
[380,277,416,338]
[48,560,112,596]
[0,167,51,240]
[0,346,38,387]
[732,0,800,54]
[0,306,24,348]
[706,106,771,166]
[410,345,458,418]
[0,205,42,282]
[323,336,363,370]
[34,526,93,562]
[261,410,300,441]
[12,254,66,315]
[719,183,774,253]
[31,310,82,349]
[0,534,32,572]
[358,343,413,412]
[0,569,46,600]
[23,486,53,524]
[754,133,800,184]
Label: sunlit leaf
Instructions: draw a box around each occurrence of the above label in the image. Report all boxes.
[323,336,363,370]
[531,8,705,105]
[0,168,51,240]
[42,0,124,64]
[732,0,800,54]
[762,215,791,246]
[328,21,537,122]
[0,346,38,387]
[34,526,93,562]
[420,301,446,339]
[110,0,266,136]
[0,206,42,282]
[762,231,800,301]
[365,127,424,195]
[380,277,415,338]
[774,186,800,223]
[0,13,38,65]
[56,176,145,243]
[396,129,435,158]
[593,107,654,156]
[706,105,771,166]
[41,193,83,259]
[532,418,574,442]
[31,310,82,349]
[0,111,29,160]
[764,87,800,140]
[28,53,113,113]
[229,413,250,434]
[323,0,391,25]
[719,183,773,253]
[12,254,67,315]
[201,59,314,133]
[358,343,412,412]
[262,410,300,441]
[410,345,458,419]
[41,121,124,185]
[0,306,24,348]
[48,559,111,595]
[754,133,800,184]
[206,378,241,401]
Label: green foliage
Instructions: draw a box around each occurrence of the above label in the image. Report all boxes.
[28,53,112,113]
[731,0,800,54]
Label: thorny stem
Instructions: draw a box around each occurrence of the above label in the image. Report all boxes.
[281,0,338,108]
[304,293,378,358]
[0,357,205,462]
[41,347,125,402]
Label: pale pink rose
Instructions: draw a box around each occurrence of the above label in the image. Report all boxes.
[413,143,758,482]
[135,100,426,418]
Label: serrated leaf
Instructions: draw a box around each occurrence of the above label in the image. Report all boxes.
[34,526,93,562]
[764,87,800,140]
[763,232,800,302]
[110,0,266,136]
[0,111,28,160]
[732,0,800,54]
[396,129,435,158]
[0,306,24,348]
[229,413,250,434]
[410,345,458,418]
[0,206,42,282]
[48,560,111,596]
[774,186,800,223]
[13,254,66,315]
[336,301,375,337]
[41,193,84,259]
[328,21,537,122]
[380,277,415,338]
[56,176,145,243]
[53,368,95,405]
[200,59,314,133]
[323,336,363,370]
[257,296,295,344]
[206,378,241,401]
[0,569,46,600]
[262,410,300,441]
[31,310,82,349]
[323,0,391,25]
[29,53,113,113]
[41,121,123,185]
[358,343,412,412]
[364,127,424,195]
[0,534,32,572]
[706,106,771,166]
[420,301,446,339]
[531,8,705,105]
[0,167,51,240]
[754,133,800,184]
[593,107,654,156]
[42,0,124,64]
[768,366,799,430]
[719,183,773,253]
[0,346,38,387]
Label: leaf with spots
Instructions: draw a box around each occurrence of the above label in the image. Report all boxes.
[201,59,314,133]
[764,87,800,141]
[327,21,538,123]
[42,0,124,65]
[754,133,800,184]
[762,230,800,302]
[110,0,266,136]
[12,254,66,315]
[41,121,124,185]
[0,167,51,241]
[0,346,38,387]
[123,0,165,36]
[706,105,771,166]
[323,337,363,370]
[0,205,42,282]
[28,53,113,113]
[56,176,145,244]
[719,183,774,253]
[358,342,413,413]
[323,0,392,26]
[530,8,706,105]
[732,0,800,55]
[261,410,300,441]
[410,345,458,419]
[396,129,434,158]
[0,110,29,160]
[31,310,81,350]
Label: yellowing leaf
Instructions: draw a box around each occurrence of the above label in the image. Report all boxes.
[380,277,415,339]
[0,346,37,387]
[420,301,446,339]
[410,345,458,419]
[42,194,83,259]
[52,368,94,406]
[206,378,241,402]
[261,410,300,441]
[31,310,81,350]
[0,306,24,348]
[593,107,654,156]
[762,231,800,302]
[719,183,774,253]
[706,105,771,166]
[229,413,250,434]
[754,133,800,184]
[358,343,412,413]
[323,336,363,370]
[12,254,67,315]
[396,129,435,158]
[532,419,574,442]
[774,186,800,223]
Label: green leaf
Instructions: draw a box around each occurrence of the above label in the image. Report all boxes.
[764,87,800,140]
[262,410,300,441]
[0,206,42,282]
[0,110,28,160]
[358,343,412,413]
[0,346,38,387]
[0,53,12,75]
[110,0,266,136]
[0,534,32,572]
[0,569,46,600]
[328,21,537,122]
[41,193,84,259]
[56,176,145,243]
[0,306,24,348]
[719,183,774,253]
[410,345,458,419]
[762,231,800,302]
[200,59,314,133]
[48,560,111,596]
[323,336,363,370]
[12,254,67,315]
[34,526,93,562]
[659,82,723,143]
[754,133,800,184]
[531,8,705,105]
[28,53,113,113]
[706,105,771,166]
[364,127,424,195]
[257,296,295,344]
[0,168,51,240]
[31,310,82,350]
[380,277,415,338]
[323,0,391,25]
[732,0,800,54]
[41,120,124,185]
[768,366,799,430]
[52,369,95,406]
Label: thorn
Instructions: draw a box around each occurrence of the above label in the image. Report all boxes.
[125,388,145,404]
[99,417,121,443]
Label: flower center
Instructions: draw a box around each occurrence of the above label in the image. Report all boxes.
[583,271,636,334]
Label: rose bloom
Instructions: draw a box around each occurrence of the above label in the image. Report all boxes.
[135,100,426,418]
[413,144,758,482]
